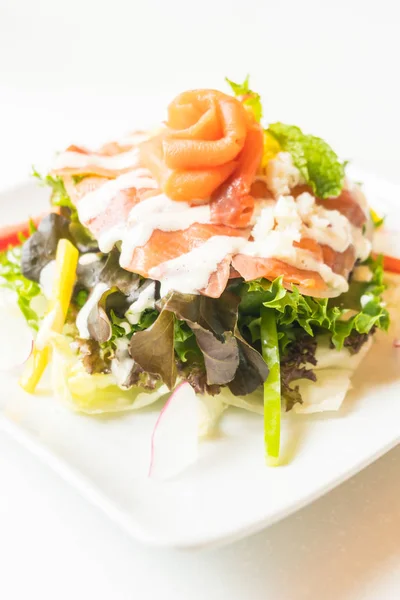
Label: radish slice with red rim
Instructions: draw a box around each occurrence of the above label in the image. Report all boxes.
[149,382,198,481]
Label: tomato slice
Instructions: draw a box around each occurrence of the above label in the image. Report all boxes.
[0,215,45,251]
[380,253,400,274]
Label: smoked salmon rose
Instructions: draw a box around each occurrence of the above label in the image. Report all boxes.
[140,89,263,218]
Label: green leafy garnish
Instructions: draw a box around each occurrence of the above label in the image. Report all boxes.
[267,122,345,198]
[225,75,263,122]
[0,245,41,330]
[32,168,78,218]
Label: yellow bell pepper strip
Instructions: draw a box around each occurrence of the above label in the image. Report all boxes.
[260,306,281,466]
[370,208,385,229]
[261,131,281,168]
[20,239,79,393]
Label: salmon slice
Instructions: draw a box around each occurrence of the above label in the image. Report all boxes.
[140,136,237,202]
[62,174,160,248]
[231,255,329,297]
[317,189,367,228]
[210,118,264,228]
[62,175,108,207]
[292,185,367,228]
[125,223,248,279]
[296,237,357,280]
[201,256,233,298]
[294,237,324,260]
[321,244,356,279]
[52,140,142,178]
[140,89,262,203]
[85,189,140,237]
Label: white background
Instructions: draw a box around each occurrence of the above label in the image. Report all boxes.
[0,1,399,598]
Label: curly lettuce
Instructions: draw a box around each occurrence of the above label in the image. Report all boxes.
[0,244,42,330]
[239,256,388,352]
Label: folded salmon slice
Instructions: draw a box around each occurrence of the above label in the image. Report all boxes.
[292,185,367,228]
[210,118,264,228]
[124,223,248,279]
[321,244,356,279]
[231,255,328,296]
[201,256,233,298]
[52,134,144,178]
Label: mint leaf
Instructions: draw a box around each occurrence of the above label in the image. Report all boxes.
[225,75,263,122]
[267,122,345,198]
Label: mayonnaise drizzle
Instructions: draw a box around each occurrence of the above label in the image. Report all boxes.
[52,147,141,173]
[149,236,247,297]
[78,169,157,223]
[119,194,211,268]
[125,282,156,325]
[76,282,109,339]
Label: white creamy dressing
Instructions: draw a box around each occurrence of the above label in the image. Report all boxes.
[119,194,211,268]
[351,225,371,261]
[345,179,370,219]
[111,337,135,388]
[281,249,349,293]
[39,260,57,299]
[296,192,353,253]
[125,282,156,325]
[52,147,141,173]
[76,282,109,339]
[149,236,247,296]
[78,252,101,266]
[78,168,157,223]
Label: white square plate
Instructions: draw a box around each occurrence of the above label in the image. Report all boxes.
[0,170,399,550]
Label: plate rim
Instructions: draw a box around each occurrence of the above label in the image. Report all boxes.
[0,170,399,550]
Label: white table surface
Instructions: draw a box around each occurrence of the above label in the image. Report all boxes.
[0,1,399,598]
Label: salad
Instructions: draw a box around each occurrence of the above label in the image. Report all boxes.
[0,77,396,476]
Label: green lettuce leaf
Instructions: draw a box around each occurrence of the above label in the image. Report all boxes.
[0,244,42,330]
[225,75,263,122]
[174,320,203,363]
[267,122,345,198]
